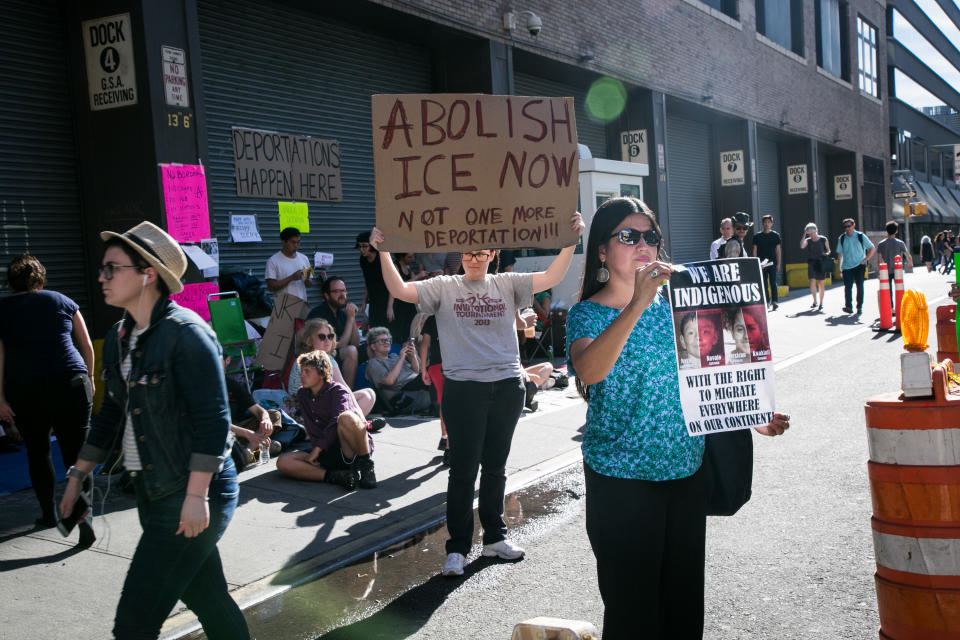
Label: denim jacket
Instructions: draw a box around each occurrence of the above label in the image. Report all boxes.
[79,298,231,500]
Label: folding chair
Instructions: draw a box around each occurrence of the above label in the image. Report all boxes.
[208,291,261,392]
[528,308,567,361]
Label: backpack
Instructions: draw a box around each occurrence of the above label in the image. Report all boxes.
[839,231,866,251]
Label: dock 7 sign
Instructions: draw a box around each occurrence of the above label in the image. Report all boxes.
[372,94,580,252]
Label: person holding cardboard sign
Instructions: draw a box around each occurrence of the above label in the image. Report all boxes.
[566,197,789,640]
[369,210,584,577]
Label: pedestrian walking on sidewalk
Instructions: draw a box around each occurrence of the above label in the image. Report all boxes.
[836,217,876,315]
[566,196,790,640]
[59,221,249,640]
[876,221,913,314]
[0,254,96,545]
[752,214,781,311]
[369,211,584,578]
[800,223,830,311]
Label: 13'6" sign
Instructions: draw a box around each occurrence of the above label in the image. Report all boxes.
[82,13,137,111]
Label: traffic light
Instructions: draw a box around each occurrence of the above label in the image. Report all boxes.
[907,202,928,217]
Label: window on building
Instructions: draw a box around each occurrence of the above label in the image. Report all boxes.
[931,150,942,179]
[700,0,739,20]
[816,0,850,80]
[911,140,927,175]
[756,0,804,55]
[862,156,885,231]
[945,152,955,186]
[857,16,879,97]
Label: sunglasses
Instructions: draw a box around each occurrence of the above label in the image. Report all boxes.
[462,252,492,262]
[843,224,853,229]
[611,228,661,247]
[734,225,748,231]
[98,264,141,280]
[314,333,335,341]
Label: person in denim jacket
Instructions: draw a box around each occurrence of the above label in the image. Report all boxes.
[59,221,248,640]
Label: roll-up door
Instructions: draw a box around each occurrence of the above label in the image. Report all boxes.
[0,0,88,309]
[756,137,782,230]
[197,0,433,304]
[513,73,608,159]
[665,116,714,263]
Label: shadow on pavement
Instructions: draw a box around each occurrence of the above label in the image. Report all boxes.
[0,542,87,571]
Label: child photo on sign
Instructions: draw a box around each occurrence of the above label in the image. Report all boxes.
[722,307,751,365]
[742,304,771,361]
[697,309,724,368]
[675,311,700,370]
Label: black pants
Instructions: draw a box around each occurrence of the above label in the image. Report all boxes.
[842,266,866,310]
[441,376,525,556]
[584,462,708,640]
[762,265,778,304]
[5,372,92,520]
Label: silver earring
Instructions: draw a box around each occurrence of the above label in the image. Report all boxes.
[596,261,610,283]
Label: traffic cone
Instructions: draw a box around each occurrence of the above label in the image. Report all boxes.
[894,256,905,331]
[877,261,892,331]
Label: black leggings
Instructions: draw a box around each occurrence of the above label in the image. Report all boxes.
[6,372,92,520]
[584,462,708,640]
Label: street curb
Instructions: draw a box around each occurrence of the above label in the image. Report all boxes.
[160,445,584,639]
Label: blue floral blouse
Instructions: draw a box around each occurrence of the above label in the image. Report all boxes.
[566,294,704,481]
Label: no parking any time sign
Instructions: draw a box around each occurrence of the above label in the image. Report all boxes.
[82,13,138,111]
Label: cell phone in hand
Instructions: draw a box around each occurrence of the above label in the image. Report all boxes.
[57,493,90,537]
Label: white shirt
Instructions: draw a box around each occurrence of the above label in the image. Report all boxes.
[121,327,147,471]
[265,251,310,301]
[709,237,728,260]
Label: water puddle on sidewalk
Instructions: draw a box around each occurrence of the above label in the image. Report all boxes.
[184,465,584,640]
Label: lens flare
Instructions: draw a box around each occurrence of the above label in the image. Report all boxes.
[585,77,627,123]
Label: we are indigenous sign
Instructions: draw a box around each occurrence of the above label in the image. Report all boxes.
[372,93,581,252]
[668,258,775,436]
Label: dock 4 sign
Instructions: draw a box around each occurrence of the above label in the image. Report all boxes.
[82,13,138,111]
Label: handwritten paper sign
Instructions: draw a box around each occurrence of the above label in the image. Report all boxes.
[254,293,311,370]
[172,281,219,322]
[230,214,261,243]
[669,258,775,436]
[182,244,218,278]
[278,201,309,233]
[161,164,211,243]
[314,252,334,268]
[232,126,341,201]
[372,94,580,252]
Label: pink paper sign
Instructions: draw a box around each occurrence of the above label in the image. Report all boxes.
[172,282,219,321]
[161,164,211,242]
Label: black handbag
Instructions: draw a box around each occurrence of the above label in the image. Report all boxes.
[820,256,835,274]
[703,429,754,516]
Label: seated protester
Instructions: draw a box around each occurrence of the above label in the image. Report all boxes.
[275,351,376,490]
[521,362,555,412]
[365,326,432,414]
[224,355,281,470]
[289,318,380,426]
[306,277,361,388]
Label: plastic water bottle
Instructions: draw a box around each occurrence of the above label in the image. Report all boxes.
[259,440,269,465]
[548,345,554,364]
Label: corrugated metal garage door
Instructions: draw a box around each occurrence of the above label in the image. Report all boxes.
[757,136,782,231]
[197,0,433,305]
[666,116,714,263]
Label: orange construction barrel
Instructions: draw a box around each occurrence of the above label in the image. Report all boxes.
[936,305,958,363]
[864,363,960,639]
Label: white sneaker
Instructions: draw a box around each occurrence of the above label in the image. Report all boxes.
[481,539,525,560]
[442,552,466,576]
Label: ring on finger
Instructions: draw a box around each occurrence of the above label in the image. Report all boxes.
[650,268,660,278]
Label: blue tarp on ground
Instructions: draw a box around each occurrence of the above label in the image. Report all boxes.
[0,439,64,495]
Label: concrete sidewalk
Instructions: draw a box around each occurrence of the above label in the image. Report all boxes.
[0,381,587,640]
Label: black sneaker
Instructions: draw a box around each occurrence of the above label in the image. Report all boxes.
[357,458,377,489]
[367,418,387,433]
[842,306,853,314]
[325,470,356,491]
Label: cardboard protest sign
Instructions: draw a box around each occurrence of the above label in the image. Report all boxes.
[253,292,311,371]
[668,258,775,436]
[372,93,580,252]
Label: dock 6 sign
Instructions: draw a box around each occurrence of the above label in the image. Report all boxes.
[82,13,137,111]
[720,150,745,186]
[372,94,580,252]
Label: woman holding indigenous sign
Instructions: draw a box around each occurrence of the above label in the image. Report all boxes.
[369,212,584,578]
[566,197,789,639]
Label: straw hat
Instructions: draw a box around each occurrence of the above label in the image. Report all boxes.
[100,221,186,294]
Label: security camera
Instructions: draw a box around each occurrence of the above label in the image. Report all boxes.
[525,12,542,36]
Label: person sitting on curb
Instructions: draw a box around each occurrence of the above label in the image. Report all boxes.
[275,351,376,490]
[289,318,385,432]
[224,355,281,470]
[522,362,555,412]
[365,326,432,414]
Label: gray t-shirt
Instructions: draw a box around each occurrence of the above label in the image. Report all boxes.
[416,272,533,382]
[877,237,908,272]
[365,354,418,394]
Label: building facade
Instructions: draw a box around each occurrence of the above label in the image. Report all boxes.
[2,0,889,336]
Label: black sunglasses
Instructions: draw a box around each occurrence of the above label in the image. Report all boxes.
[98,264,142,280]
[611,228,661,247]
[314,333,335,340]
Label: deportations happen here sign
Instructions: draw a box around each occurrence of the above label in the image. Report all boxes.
[232,127,341,202]
[669,258,775,436]
[372,94,580,252]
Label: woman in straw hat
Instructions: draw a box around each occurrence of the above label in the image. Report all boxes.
[59,221,248,639]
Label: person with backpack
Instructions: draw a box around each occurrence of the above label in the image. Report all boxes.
[836,218,876,315]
